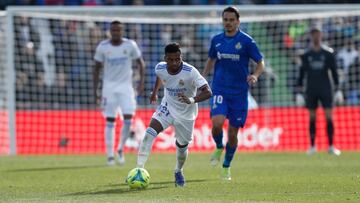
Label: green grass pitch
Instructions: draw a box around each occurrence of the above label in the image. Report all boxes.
[1,152,360,202]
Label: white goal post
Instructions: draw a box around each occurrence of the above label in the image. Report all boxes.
[0,11,12,155]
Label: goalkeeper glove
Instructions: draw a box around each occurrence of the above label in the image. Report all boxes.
[295,93,305,107]
[334,90,344,105]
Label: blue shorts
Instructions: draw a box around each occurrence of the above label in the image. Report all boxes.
[210,91,248,128]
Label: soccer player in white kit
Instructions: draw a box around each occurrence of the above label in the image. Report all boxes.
[93,21,145,166]
[136,43,212,187]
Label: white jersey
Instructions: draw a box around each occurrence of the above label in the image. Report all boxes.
[94,38,141,93]
[155,62,208,120]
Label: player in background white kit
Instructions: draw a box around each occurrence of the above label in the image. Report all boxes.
[93,21,145,166]
[136,43,212,187]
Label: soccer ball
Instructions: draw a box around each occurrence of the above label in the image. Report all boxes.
[126,167,150,189]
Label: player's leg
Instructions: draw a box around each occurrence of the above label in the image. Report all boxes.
[105,117,116,166]
[117,92,136,165]
[175,140,188,174]
[324,108,341,155]
[222,94,247,180]
[137,105,172,168]
[116,114,132,165]
[101,93,118,166]
[221,125,239,181]
[322,91,341,155]
[306,91,318,155]
[173,119,194,187]
[307,109,317,155]
[209,93,228,166]
[136,118,163,168]
[223,107,246,180]
[210,115,226,166]
[174,141,188,187]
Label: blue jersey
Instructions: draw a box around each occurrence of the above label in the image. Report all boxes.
[208,30,263,95]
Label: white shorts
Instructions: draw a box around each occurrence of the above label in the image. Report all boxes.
[152,104,195,145]
[101,91,136,118]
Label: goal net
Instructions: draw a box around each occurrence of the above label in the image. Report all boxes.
[2,5,360,154]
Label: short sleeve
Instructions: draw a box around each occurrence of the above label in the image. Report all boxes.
[192,68,208,88]
[154,63,166,78]
[130,40,142,60]
[208,37,217,59]
[94,43,104,62]
[154,64,160,76]
[248,39,263,63]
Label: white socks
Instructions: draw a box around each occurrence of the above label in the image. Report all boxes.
[136,127,188,172]
[117,119,131,152]
[175,145,188,173]
[105,121,115,158]
[137,127,157,168]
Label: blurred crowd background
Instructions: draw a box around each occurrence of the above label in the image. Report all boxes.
[9,11,360,110]
[0,1,359,110]
[0,0,358,10]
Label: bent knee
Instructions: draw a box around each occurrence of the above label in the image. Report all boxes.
[176,140,188,148]
[106,117,116,122]
[212,126,223,136]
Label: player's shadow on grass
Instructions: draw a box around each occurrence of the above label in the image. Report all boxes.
[6,165,105,172]
[110,179,206,187]
[65,185,168,196]
[66,179,206,196]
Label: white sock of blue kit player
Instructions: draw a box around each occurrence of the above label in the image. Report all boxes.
[105,121,115,158]
[175,141,188,173]
[137,127,158,168]
[117,119,131,152]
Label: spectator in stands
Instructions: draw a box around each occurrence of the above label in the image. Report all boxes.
[336,38,358,104]
[326,17,348,50]
[132,0,143,5]
[250,61,276,106]
[14,16,41,109]
[82,0,102,6]
[0,0,15,9]
[0,0,358,7]
[16,0,44,5]
[347,45,360,105]
[337,39,358,74]
[288,20,309,50]
[172,24,202,71]
[179,36,202,73]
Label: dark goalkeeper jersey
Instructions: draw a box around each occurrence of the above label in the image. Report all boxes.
[297,45,339,92]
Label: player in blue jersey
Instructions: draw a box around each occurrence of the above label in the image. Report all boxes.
[202,6,265,180]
